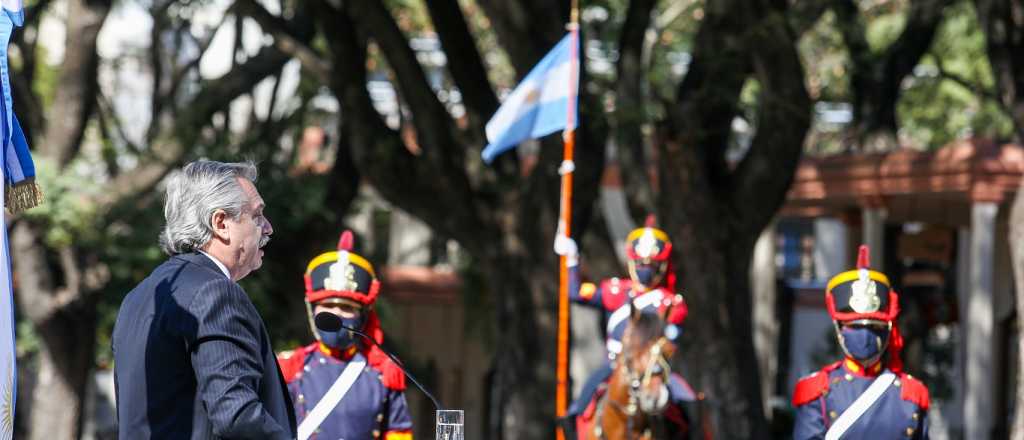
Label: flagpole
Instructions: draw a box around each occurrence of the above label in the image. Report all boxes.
[556,1,579,438]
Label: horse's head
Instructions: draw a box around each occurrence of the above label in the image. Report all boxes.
[619,305,677,415]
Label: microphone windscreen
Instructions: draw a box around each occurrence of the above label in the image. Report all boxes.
[314,312,343,332]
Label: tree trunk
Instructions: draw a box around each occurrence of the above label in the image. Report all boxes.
[751,221,778,419]
[668,204,769,438]
[39,0,112,168]
[27,312,97,440]
[976,0,1024,436]
[1010,179,1024,440]
[658,1,811,436]
[11,222,100,440]
[482,253,557,439]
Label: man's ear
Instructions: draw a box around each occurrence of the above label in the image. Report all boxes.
[210,209,231,241]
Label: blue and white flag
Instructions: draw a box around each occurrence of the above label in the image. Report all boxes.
[0,0,38,214]
[1,3,26,438]
[482,32,578,163]
[1,1,21,26]
[0,169,12,440]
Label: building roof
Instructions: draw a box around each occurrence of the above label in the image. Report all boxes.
[782,138,1024,225]
[380,266,461,305]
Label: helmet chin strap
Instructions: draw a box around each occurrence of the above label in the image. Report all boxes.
[305,300,320,341]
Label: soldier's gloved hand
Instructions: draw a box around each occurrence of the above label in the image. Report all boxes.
[553,235,579,267]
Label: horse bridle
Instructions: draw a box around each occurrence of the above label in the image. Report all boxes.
[593,336,672,439]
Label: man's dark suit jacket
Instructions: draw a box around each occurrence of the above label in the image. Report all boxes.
[112,252,297,439]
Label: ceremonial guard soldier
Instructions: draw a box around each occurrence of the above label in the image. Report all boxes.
[557,218,694,435]
[792,245,930,440]
[278,231,413,440]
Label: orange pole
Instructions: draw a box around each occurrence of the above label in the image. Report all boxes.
[556,3,579,437]
[556,131,574,427]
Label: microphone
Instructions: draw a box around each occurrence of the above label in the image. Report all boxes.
[314,312,444,410]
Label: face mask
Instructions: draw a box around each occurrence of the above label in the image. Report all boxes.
[633,265,659,286]
[317,316,364,349]
[840,326,889,362]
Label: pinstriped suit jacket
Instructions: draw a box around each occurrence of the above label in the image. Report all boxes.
[112,252,297,439]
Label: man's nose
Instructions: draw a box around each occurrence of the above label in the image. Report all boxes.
[263,217,274,236]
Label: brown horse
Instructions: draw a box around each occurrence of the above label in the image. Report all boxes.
[584,309,683,440]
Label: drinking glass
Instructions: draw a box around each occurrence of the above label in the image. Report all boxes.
[435,410,464,440]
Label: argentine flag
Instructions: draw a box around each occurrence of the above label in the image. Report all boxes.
[0,159,12,440]
[1,1,20,26]
[1,2,23,438]
[482,32,578,163]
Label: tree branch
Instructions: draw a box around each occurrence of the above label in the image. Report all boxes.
[97,46,294,210]
[345,1,455,148]
[234,0,331,83]
[884,0,952,86]
[40,0,112,168]
[423,0,499,122]
[147,9,235,143]
[974,0,1024,142]
[837,0,952,138]
[475,0,565,75]
[148,1,173,140]
[10,0,54,138]
[51,248,82,310]
[731,6,811,234]
[931,52,1010,113]
[316,2,487,248]
[618,0,655,140]
[97,90,142,155]
[11,223,57,322]
[788,0,831,35]
[644,0,694,74]
[614,0,657,210]
[342,1,485,225]
[671,1,750,188]
[161,23,220,108]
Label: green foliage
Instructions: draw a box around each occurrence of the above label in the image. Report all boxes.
[460,0,514,89]
[30,46,60,111]
[645,3,703,109]
[897,1,1014,147]
[864,9,907,54]
[800,0,1014,150]
[21,158,105,248]
[799,11,851,102]
[456,255,495,348]
[14,319,39,359]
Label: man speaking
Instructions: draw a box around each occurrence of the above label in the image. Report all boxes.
[112,160,296,439]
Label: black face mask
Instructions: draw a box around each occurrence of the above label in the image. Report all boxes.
[634,266,657,286]
[632,261,666,287]
[317,315,364,349]
[840,325,889,362]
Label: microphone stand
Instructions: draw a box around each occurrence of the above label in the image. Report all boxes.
[314,312,444,411]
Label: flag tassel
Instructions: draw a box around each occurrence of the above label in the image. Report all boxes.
[6,178,42,214]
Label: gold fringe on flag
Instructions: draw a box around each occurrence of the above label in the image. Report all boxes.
[5,178,43,214]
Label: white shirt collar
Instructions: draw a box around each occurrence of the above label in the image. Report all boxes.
[197,250,231,279]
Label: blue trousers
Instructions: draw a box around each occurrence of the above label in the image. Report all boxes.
[567,362,614,416]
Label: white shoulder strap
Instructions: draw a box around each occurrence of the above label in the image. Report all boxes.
[825,371,896,440]
[297,352,367,440]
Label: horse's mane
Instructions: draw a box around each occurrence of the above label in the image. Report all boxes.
[623,311,665,356]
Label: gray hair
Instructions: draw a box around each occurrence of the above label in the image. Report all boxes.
[159,160,259,255]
